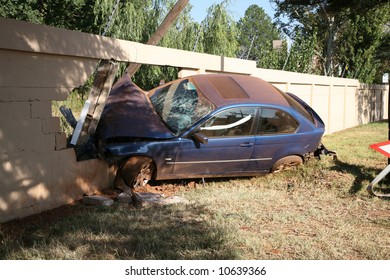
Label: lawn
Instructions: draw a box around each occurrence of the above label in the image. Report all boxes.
[0,122,389,260]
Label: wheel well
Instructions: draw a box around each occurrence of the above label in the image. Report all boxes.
[271,154,304,173]
[115,156,157,188]
[125,156,157,179]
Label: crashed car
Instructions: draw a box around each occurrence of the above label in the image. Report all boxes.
[95,73,326,189]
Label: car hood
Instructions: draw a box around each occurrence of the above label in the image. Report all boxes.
[96,74,175,142]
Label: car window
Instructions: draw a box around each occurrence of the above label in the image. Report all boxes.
[256,108,298,135]
[149,79,214,135]
[277,89,315,124]
[200,107,256,137]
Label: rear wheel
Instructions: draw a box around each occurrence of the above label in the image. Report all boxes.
[271,155,303,173]
[119,156,155,189]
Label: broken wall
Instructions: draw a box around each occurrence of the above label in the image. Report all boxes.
[0,19,116,222]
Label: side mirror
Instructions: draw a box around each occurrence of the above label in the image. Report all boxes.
[192,132,208,144]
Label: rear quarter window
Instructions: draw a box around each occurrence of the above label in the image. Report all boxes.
[257,108,298,135]
[278,90,315,124]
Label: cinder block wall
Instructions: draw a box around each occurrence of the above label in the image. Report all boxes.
[0,20,112,222]
[0,18,388,222]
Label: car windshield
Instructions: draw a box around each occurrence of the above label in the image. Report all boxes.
[148,79,215,135]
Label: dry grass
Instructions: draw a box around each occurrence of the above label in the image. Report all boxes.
[1,122,389,260]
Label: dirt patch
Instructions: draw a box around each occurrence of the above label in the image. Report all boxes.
[95,180,199,198]
[136,180,198,196]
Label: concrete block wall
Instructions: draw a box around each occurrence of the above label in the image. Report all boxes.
[0,19,111,222]
[0,18,388,222]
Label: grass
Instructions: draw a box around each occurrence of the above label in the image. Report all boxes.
[52,88,89,137]
[1,122,390,260]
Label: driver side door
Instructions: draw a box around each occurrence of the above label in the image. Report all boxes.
[169,107,257,178]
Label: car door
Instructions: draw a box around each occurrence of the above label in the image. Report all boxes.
[251,107,302,172]
[169,107,257,178]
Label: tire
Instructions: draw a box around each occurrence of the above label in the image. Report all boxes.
[119,156,155,189]
[271,155,303,173]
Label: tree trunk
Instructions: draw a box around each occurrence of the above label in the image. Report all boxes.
[324,15,337,76]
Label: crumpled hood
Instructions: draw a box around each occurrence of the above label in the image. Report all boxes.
[96,74,175,142]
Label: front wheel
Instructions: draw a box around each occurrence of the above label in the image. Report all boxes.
[119,156,155,189]
[271,155,303,173]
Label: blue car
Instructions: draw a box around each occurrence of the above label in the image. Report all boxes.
[96,73,327,189]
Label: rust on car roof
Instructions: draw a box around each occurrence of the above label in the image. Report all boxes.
[191,74,290,108]
[206,75,249,99]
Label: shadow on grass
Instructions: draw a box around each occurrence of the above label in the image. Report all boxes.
[0,201,238,260]
[331,159,390,194]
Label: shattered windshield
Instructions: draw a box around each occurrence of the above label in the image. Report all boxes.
[149,79,215,135]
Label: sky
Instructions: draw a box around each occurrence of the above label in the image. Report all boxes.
[189,0,278,22]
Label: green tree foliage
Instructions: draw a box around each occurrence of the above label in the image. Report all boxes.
[284,30,318,74]
[375,25,390,82]
[202,0,239,57]
[326,0,389,12]
[272,0,390,83]
[0,0,42,23]
[93,0,164,41]
[92,0,175,89]
[337,9,388,82]
[236,4,284,69]
[0,0,100,32]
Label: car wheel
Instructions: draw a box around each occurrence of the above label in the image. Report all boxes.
[271,155,303,173]
[120,156,155,189]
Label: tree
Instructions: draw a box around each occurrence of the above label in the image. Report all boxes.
[272,0,390,82]
[202,0,239,57]
[236,4,284,68]
[0,0,99,32]
[283,30,318,74]
[336,9,389,82]
[0,0,43,23]
[326,0,389,12]
[375,24,390,82]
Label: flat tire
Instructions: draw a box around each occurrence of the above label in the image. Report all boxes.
[271,155,303,173]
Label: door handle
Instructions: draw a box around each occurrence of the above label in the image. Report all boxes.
[240,142,254,147]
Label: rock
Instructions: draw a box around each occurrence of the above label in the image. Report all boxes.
[132,192,187,205]
[117,192,133,204]
[83,195,114,207]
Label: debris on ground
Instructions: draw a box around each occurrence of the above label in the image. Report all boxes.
[132,192,187,206]
[83,195,114,207]
[84,180,199,208]
[116,192,133,204]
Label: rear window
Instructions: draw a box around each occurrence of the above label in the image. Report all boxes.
[257,108,298,135]
[278,90,315,124]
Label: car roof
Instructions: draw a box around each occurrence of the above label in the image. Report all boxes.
[190,74,290,108]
